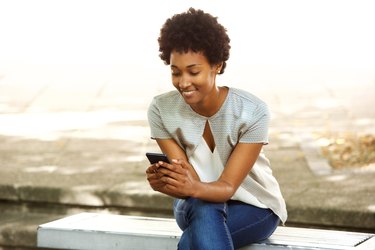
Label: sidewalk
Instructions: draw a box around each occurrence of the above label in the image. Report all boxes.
[0,67,374,248]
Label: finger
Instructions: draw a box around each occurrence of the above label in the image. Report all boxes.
[161,175,179,186]
[172,159,189,169]
[146,168,160,175]
[158,161,176,171]
[157,161,171,168]
[146,169,155,174]
[146,172,157,180]
[149,183,165,192]
[148,179,165,188]
[147,175,165,185]
[158,168,182,181]
[159,163,185,175]
[147,170,167,180]
[146,164,159,173]
[156,167,170,176]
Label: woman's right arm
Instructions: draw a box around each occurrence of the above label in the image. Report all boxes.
[156,138,200,180]
[145,138,200,198]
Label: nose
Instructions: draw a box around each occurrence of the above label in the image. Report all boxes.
[178,74,192,89]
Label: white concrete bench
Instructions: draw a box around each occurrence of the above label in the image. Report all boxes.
[37,212,374,250]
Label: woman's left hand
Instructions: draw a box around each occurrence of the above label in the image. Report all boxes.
[157,159,198,197]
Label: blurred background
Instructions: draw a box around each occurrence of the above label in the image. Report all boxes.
[1,0,374,166]
[1,0,374,89]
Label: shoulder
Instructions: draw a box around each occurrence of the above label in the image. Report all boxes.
[229,88,267,106]
[227,88,269,116]
[152,90,181,105]
[148,90,192,122]
[149,90,182,111]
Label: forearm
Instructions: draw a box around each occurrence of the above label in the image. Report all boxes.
[190,143,263,202]
[155,159,238,201]
[192,180,235,202]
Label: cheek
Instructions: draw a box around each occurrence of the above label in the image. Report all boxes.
[201,73,215,87]
[171,77,179,87]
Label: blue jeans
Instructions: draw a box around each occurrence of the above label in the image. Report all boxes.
[173,198,280,250]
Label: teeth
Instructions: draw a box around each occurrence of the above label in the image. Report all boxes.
[181,89,195,93]
[182,90,195,97]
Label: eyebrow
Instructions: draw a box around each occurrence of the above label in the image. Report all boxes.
[171,64,202,69]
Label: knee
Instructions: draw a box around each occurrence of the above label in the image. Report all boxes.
[187,198,227,221]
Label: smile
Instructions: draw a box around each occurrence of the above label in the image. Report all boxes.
[181,90,196,98]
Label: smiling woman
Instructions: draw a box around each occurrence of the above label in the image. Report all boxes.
[145,8,287,250]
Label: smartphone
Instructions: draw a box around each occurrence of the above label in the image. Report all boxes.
[146,152,170,164]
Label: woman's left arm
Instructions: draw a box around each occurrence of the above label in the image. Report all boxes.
[157,142,263,202]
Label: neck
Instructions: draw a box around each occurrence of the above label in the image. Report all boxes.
[191,86,225,117]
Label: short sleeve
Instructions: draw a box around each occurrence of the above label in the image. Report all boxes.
[239,102,270,144]
[147,97,172,140]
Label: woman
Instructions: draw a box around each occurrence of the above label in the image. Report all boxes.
[146,8,287,250]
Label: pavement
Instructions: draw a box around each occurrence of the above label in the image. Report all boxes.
[0,65,375,248]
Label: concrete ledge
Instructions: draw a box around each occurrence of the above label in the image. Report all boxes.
[0,211,63,249]
[0,183,174,211]
[1,176,375,233]
[286,205,375,232]
[37,213,375,250]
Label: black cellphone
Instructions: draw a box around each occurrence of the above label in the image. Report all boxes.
[146,152,170,164]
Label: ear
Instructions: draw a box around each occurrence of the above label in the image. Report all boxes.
[216,62,223,74]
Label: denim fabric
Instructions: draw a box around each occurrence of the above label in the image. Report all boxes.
[173,198,280,250]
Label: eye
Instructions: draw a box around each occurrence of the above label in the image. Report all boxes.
[190,71,200,76]
[171,71,181,76]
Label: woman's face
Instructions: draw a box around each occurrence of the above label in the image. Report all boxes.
[170,50,219,107]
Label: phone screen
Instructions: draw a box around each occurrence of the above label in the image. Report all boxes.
[146,152,170,164]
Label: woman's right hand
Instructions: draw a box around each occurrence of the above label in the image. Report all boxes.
[146,160,197,199]
[145,162,167,192]
[147,138,199,198]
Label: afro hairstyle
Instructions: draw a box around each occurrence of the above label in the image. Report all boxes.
[158,7,231,74]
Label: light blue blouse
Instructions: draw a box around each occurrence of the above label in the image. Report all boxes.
[147,87,287,223]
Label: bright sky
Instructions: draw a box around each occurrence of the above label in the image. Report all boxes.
[0,0,374,86]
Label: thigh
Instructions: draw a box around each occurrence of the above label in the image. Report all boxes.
[174,198,234,250]
[226,200,280,249]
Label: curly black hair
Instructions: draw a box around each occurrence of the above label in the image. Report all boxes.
[158,8,231,74]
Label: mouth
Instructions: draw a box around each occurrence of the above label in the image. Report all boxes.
[181,89,196,98]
